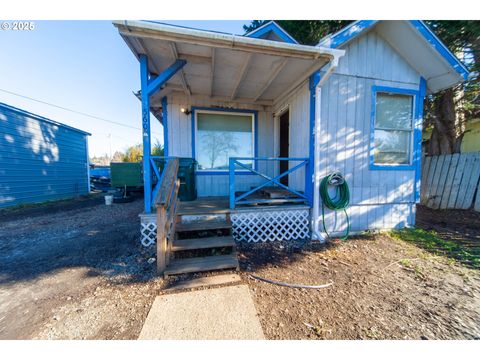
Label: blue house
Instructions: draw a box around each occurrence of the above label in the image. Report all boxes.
[113,20,467,263]
[0,103,91,208]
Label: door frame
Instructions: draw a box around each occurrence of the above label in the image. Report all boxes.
[274,106,290,185]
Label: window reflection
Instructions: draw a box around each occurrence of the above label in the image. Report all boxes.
[196,112,254,171]
[374,92,413,165]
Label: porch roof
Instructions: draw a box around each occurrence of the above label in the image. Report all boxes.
[113,21,344,107]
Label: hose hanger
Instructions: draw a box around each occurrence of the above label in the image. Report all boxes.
[319,172,350,241]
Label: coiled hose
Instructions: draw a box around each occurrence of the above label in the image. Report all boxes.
[319,172,350,240]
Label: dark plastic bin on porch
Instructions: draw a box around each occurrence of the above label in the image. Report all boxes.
[177,158,197,201]
[154,157,197,202]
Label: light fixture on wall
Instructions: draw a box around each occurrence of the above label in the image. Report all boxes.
[180,107,191,115]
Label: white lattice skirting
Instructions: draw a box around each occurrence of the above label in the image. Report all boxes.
[140,208,311,246]
[140,214,157,247]
[231,208,310,242]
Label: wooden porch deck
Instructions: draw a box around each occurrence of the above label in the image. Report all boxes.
[178,197,230,215]
[178,195,310,216]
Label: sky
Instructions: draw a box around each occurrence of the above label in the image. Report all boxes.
[0,20,249,158]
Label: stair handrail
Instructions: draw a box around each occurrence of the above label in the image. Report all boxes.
[154,157,180,275]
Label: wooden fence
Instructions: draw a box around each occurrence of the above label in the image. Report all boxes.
[421,152,480,211]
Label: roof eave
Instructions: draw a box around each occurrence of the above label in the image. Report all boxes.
[318,20,469,89]
[244,21,299,44]
[113,20,343,62]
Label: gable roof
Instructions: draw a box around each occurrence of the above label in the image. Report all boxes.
[245,21,298,44]
[0,102,91,136]
[319,20,469,93]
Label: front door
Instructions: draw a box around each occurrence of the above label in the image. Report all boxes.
[279,110,289,186]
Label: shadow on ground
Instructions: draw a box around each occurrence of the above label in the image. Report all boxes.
[0,195,157,285]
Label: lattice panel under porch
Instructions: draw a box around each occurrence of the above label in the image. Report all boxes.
[231,208,310,242]
[140,221,157,247]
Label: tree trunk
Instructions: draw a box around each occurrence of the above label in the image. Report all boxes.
[428,88,458,155]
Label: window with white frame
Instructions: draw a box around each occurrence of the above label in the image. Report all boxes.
[372,91,415,165]
[195,110,255,171]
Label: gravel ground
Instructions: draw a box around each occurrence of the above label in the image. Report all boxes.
[0,196,165,339]
[0,196,478,340]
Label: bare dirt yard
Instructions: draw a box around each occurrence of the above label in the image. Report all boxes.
[1,198,479,340]
[0,195,163,339]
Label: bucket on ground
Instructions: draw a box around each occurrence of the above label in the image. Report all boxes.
[104,195,113,205]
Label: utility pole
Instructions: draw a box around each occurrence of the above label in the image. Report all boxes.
[107,133,112,161]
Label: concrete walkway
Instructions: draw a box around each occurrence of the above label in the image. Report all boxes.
[138,284,265,340]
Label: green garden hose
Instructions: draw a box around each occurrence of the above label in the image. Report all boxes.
[320,172,350,241]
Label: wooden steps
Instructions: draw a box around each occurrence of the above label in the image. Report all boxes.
[163,214,238,278]
[172,236,235,251]
[176,219,231,232]
[164,254,239,277]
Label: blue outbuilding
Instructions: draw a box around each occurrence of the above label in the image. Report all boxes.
[0,102,91,208]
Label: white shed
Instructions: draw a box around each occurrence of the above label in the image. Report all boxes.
[114,20,467,243]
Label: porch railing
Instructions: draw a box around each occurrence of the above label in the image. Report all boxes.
[150,156,175,210]
[154,157,180,274]
[229,157,310,209]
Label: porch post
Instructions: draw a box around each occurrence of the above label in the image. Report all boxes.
[139,56,187,214]
[229,158,236,209]
[306,72,321,207]
[140,55,152,214]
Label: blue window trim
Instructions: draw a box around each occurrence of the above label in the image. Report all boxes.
[191,106,258,176]
[369,85,420,171]
[245,21,298,44]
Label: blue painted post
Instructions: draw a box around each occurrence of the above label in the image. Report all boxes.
[414,77,427,203]
[147,59,187,95]
[229,158,236,209]
[140,55,152,214]
[306,72,321,207]
[139,58,187,214]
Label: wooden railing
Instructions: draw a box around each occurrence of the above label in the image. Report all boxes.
[229,157,310,209]
[154,158,180,274]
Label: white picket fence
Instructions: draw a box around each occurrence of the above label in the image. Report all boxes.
[421,152,480,211]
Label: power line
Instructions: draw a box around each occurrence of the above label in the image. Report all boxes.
[0,88,163,136]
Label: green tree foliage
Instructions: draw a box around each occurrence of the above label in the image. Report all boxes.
[152,141,165,157]
[123,144,143,162]
[243,20,352,46]
[122,141,164,162]
[423,21,480,154]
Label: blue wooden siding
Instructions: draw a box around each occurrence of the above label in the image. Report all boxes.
[0,104,90,208]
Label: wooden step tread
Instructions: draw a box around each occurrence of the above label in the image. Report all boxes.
[172,236,235,251]
[176,220,231,232]
[164,254,239,276]
[166,274,242,292]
